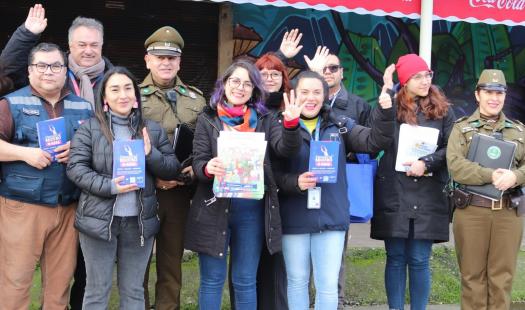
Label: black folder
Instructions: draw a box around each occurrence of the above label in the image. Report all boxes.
[465,133,516,200]
[173,123,194,163]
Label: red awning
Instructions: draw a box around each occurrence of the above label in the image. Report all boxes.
[209,0,525,26]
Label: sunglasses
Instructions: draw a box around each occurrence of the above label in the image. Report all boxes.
[323,65,342,74]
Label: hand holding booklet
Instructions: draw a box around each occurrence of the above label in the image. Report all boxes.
[395,124,439,173]
[36,117,67,162]
[213,131,267,199]
[113,139,146,188]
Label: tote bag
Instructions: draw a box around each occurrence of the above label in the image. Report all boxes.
[346,153,377,223]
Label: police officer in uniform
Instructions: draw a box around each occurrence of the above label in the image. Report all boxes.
[447,69,525,310]
[140,26,206,310]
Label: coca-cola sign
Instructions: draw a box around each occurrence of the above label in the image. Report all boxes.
[469,0,525,10]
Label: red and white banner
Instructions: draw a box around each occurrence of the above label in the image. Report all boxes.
[209,0,525,26]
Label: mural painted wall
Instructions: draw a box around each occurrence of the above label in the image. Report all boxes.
[232,3,525,120]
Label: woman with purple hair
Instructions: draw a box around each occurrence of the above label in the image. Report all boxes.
[184,59,304,309]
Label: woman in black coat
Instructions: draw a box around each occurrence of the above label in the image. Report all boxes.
[184,59,303,310]
[370,54,455,310]
[66,67,180,308]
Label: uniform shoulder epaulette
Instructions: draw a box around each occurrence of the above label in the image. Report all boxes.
[508,118,524,132]
[141,86,154,95]
[187,84,203,96]
[454,116,468,123]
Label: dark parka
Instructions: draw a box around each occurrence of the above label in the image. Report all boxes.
[184,106,302,258]
[66,114,180,243]
[370,101,455,242]
[275,106,394,234]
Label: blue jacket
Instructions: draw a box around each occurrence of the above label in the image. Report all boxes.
[275,106,394,234]
[0,86,93,206]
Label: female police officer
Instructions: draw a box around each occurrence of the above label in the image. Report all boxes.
[447,69,525,310]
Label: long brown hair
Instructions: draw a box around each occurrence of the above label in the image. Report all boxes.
[94,66,145,143]
[396,84,450,124]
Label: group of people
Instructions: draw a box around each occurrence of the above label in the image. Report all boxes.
[0,3,524,310]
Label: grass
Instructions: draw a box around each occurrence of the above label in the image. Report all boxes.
[29,247,525,309]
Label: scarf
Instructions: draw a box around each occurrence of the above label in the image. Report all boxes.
[217,103,257,132]
[68,54,106,105]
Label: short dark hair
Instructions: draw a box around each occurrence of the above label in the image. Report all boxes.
[28,42,67,66]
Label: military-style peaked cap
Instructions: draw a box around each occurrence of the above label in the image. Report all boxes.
[477,69,507,92]
[144,26,184,56]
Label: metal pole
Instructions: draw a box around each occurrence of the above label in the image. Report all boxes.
[419,0,433,66]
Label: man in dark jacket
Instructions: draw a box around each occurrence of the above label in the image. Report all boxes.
[0,42,93,309]
[0,5,113,308]
[0,4,113,108]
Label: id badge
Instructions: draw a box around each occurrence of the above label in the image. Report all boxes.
[307,187,321,209]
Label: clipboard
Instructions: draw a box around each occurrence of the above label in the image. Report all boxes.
[464,133,517,200]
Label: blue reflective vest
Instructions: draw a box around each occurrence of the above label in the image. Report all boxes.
[0,86,93,206]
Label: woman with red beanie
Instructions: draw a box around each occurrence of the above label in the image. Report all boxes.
[370,54,455,310]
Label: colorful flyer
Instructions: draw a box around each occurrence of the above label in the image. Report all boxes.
[112,139,146,188]
[36,117,67,162]
[213,131,267,199]
[309,140,340,183]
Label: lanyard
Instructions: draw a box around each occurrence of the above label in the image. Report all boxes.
[329,87,341,107]
[68,70,98,96]
[300,118,322,141]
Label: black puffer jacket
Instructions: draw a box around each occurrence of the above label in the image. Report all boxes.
[66,114,180,243]
[371,102,455,242]
[184,106,302,257]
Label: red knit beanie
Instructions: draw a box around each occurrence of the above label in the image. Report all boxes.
[395,54,430,86]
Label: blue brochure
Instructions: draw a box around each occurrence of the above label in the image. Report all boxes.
[308,140,340,183]
[112,139,146,188]
[36,117,67,162]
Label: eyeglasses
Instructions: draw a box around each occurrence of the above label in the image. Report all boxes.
[261,72,282,80]
[31,63,65,73]
[323,65,342,74]
[411,71,434,82]
[227,77,253,90]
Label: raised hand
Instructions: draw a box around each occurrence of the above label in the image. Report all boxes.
[282,90,305,121]
[24,4,47,35]
[304,46,330,75]
[378,64,396,109]
[382,64,396,92]
[279,28,303,59]
[143,128,151,156]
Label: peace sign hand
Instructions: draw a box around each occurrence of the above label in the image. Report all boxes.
[25,4,47,35]
[382,64,396,92]
[282,90,305,121]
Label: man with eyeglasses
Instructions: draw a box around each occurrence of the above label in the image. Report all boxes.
[0,42,93,309]
[140,26,206,310]
[0,4,113,108]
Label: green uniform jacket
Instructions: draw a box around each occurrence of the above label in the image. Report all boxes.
[446,108,525,187]
[139,73,206,142]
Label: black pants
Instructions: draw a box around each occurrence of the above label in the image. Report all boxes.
[69,243,86,310]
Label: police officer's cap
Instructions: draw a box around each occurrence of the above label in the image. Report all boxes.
[145,26,184,57]
[477,69,507,92]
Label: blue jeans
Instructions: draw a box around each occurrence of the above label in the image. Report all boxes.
[198,200,264,310]
[80,216,154,310]
[282,231,346,310]
[384,238,433,310]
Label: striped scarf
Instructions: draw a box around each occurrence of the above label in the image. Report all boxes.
[217,103,257,132]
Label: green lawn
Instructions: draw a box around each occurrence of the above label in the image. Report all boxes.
[29,247,525,309]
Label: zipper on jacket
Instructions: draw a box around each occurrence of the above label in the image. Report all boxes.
[108,195,118,241]
[139,189,145,247]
